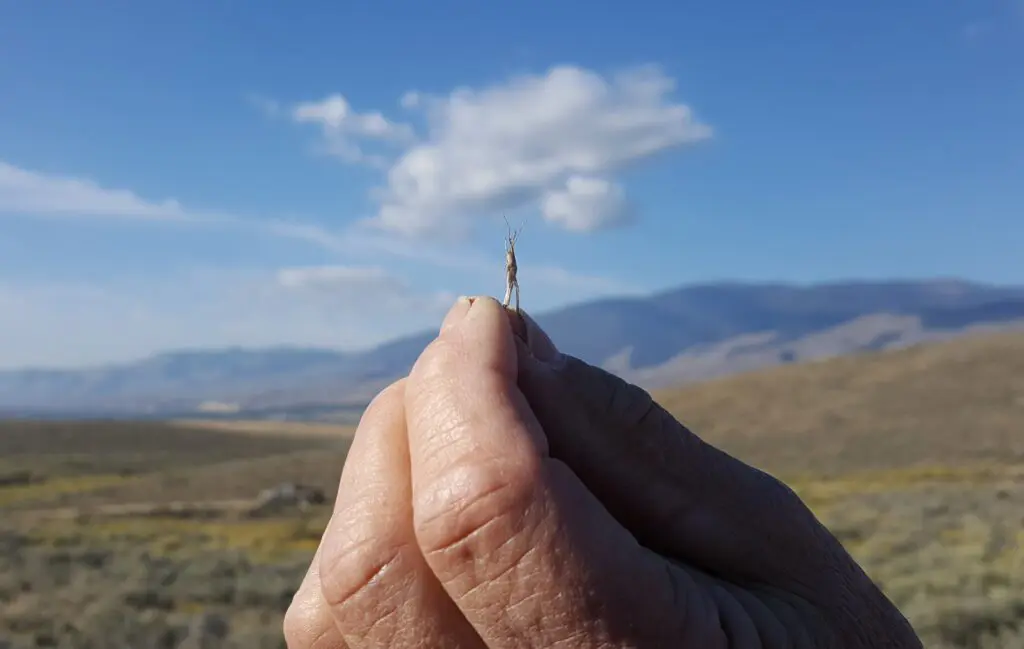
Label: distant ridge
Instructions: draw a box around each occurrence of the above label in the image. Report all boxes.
[2,278,1023,418]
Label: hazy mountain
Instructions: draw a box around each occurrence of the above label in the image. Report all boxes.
[2,278,1024,418]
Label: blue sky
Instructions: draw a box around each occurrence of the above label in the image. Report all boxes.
[1,0,1022,368]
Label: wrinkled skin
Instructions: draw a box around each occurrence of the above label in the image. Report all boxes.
[284,296,923,649]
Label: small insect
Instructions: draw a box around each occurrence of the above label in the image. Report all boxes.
[502,215,523,314]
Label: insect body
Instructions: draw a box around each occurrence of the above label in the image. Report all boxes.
[502,217,521,314]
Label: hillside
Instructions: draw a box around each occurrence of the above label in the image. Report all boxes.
[656,330,1024,476]
[3,278,1024,418]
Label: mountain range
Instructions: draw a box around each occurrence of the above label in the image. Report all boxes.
[3,278,1024,419]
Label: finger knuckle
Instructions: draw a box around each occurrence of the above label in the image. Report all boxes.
[607,370,656,423]
[360,378,406,423]
[561,353,654,420]
[411,336,466,384]
[413,456,542,563]
[318,516,412,617]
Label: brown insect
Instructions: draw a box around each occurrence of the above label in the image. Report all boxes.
[502,216,522,314]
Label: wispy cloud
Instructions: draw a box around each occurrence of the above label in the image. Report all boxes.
[520,264,642,297]
[331,226,643,297]
[0,161,193,221]
[0,159,352,250]
[276,264,456,313]
[0,253,644,368]
[291,94,417,168]
[0,157,634,304]
[0,268,456,369]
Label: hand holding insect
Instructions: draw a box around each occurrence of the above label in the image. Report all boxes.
[283,297,922,649]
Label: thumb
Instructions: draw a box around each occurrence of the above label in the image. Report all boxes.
[513,312,921,648]
[404,297,720,647]
[513,314,843,595]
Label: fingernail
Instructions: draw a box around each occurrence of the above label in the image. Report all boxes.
[441,296,474,332]
[520,311,561,364]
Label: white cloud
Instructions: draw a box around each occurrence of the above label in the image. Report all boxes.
[0,161,191,220]
[292,94,417,167]
[358,64,711,237]
[0,142,646,368]
[540,175,632,232]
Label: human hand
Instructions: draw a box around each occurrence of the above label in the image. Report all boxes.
[284,296,922,648]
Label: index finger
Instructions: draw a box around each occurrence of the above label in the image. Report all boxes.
[403,297,711,647]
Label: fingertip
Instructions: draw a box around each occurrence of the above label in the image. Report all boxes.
[461,294,507,326]
[440,296,551,363]
[423,295,520,383]
[440,296,475,333]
